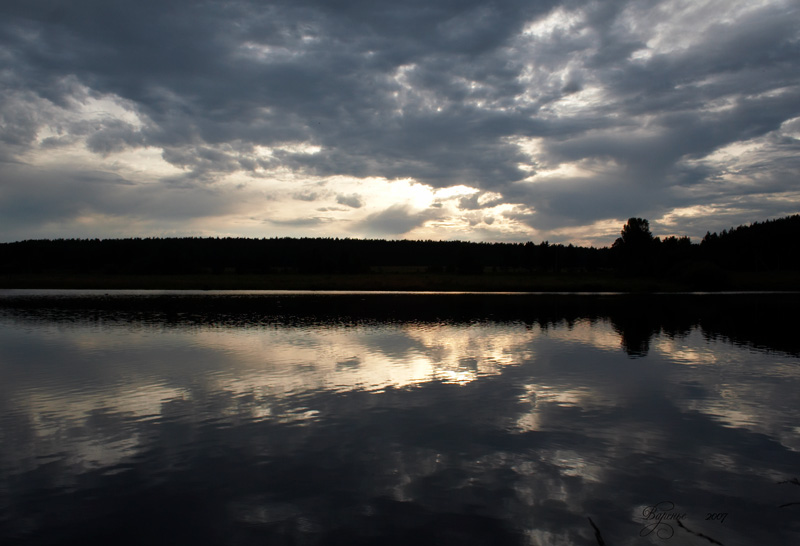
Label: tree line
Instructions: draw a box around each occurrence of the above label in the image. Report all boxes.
[1,215,798,277]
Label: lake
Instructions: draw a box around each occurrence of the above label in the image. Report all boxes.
[1,291,799,545]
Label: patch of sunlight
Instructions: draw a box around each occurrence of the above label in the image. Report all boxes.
[521,6,584,39]
[433,185,479,200]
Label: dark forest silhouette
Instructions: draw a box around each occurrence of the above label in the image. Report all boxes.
[1,215,798,289]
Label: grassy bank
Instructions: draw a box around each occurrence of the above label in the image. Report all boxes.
[2,270,798,292]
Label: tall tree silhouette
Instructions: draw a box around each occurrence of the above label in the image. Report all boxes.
[613,218,657,273]
[618,218,654,248]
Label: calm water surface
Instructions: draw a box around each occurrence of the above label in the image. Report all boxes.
[1,292,799,545]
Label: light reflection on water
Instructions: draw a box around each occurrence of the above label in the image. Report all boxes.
[1,294,800,545]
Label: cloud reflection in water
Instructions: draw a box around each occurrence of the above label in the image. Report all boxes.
[1,296,799,545]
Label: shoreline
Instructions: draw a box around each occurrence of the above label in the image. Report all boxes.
[2,271,798,292]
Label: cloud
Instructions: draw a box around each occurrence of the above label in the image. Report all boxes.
[458,192,505,211]
[85,120,147,156]
[292,191,321,202]
[265,216,332,227]
[356,204,442,236]
[336,193,364,208]
[0,163,252,241]
[0,0,798,243]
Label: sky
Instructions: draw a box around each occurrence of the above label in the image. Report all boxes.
[1,0,799,246]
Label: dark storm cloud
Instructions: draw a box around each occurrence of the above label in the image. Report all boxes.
[0,0,554,176]
[1,0,798,239]
[85,120,146,156]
